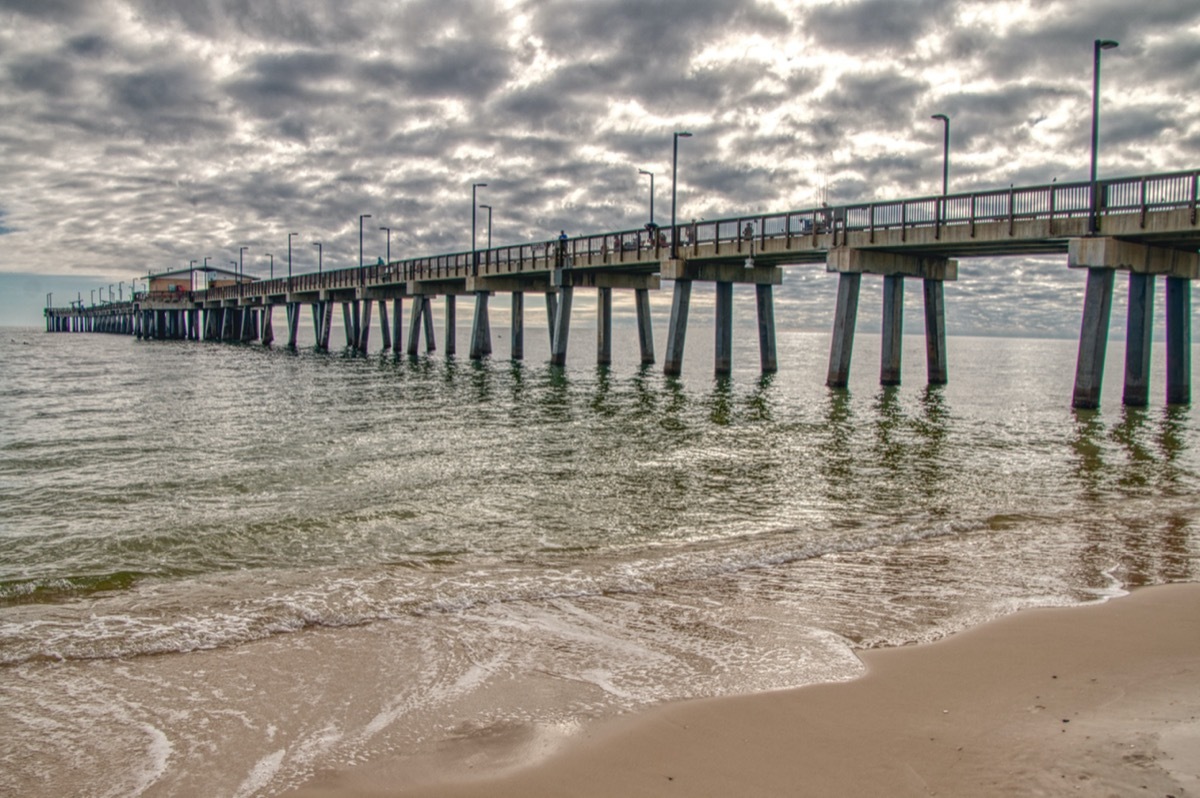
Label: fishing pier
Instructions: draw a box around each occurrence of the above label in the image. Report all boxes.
[45,170,1200,409]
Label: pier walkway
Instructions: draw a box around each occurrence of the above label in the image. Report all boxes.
[46,170,1200,409]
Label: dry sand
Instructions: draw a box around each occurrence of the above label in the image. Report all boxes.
[288,583,1200,797]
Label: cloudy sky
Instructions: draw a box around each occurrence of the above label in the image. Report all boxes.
[2,0,1198,333]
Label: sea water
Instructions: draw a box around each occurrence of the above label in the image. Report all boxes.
[1,293,1197,796]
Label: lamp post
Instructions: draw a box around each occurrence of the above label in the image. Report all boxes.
[638,168,655,225]
[931,114,950,196]
[379,226,391,264]
[266,253,273,280]
[1090,38,1119,234]
[239,246,248,297]
[479,204,492,248]
[471,182,486,276]
[287,232,297,288]
[313,241,322,275]
[359,214,371,284]
[91,289,95,306]
[670,131,692,259]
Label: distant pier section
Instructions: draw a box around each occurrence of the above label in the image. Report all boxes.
[46,170,1200,408]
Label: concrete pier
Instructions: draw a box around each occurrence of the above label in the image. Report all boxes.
[923,279,947,385]
[635,288,655,365]
[756,284,777,373]
[378,300,391,352]
[545,293,558,350]
[511,292,524,360]
[880,275,904,386]
[825,249,957,389]
[597,287,612,366]
[1072,267,1115,410]
[444,296,456,356]
[470,292,491,360]
[1166,276,1191,405]
[392,298,403,352]
[1069,237,1198,409]
[714,281,733,376]
[550,286,573,367]
[663,280,692,377]
[1123,273,1155,406]
[360,299,373,352]
[826,273,861,389]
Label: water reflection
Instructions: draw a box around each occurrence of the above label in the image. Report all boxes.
[1069,408,1106,497]
[708,377,733,426]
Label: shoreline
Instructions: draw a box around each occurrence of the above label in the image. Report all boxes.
[285,583,1200,797]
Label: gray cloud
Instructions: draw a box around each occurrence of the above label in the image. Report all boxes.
[0,0,1197,335]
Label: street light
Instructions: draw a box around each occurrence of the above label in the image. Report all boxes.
[313,241,322,275]
[479,204,492,248]
[239,246,248,296]
[471,182,487,276]
[287,232,298,287]
[266,253,273,280]
[670,131,692,259]
[379,226,391,264]
[1090,38,1119,234]
[359,214,372,283]
[638,168,655,225]
[931,114,950,196]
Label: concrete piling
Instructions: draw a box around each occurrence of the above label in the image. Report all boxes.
[511,292,524,360]
[550,286,573,367]
[597,287,612,366]
[826,272,861,389]
[880,275,904,386]
[635,288,655,365]
[663,279,692,378]
[923,279,947,385]
[714,281,733,376]
[1122,273,1154,406]
[1166,276,1191,405]
[1071,267,1116,410]
[756,284,777,373]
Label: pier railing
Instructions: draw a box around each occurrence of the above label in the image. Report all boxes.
[100,169,1199,309]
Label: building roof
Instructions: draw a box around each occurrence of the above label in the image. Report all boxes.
[147,265,249,280]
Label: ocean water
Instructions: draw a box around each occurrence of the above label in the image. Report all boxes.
[1,297,1198,796]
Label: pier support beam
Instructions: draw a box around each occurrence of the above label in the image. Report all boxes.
[392,298,403,352]
[923,279,948,385]
[880,275,904,386]
[378,300,391,353]
[470,292,491,360]
[1123,273,1155,406]
[545,292,558,350]
[597,287,612,366]
[825,248,957,388]
[262,305,275,346]
[756,284,777,373]
[445,295,456,357]
[321,302,333,350]
[826,273,861,388]
[511,292,524,360]
[714,281,733,376]
[407,296,424,356]
[342,303,354,348]
[1166,276,1191,405]
[422,296,437,353]
[1072,267,1116,410]
[310,303,321,349]
[550,286,573,366]
[636,288,655,365]
[664,279,692,377]
[1068,237,1198,408]
[359,299,372,352]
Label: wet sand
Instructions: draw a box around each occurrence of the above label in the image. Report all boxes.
[287,583,1200,797]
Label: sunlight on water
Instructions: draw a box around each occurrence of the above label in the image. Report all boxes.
[0,318,1197,796]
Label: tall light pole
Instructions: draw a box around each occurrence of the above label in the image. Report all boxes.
[931,114,950,196]
[287,232,297,288]
[359,214,371,284]
[379,226,391,264]
[670,131,692,259]
[91,289,96,306]
[1090,38,1119,234]
[471,182,487,276]
[638,168,655,225]
[313,241,322,275]
[266,253,273,280]
[479,204,492,248]
[239,246,248,297]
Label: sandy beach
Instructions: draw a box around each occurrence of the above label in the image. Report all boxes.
[286,583,1200,797]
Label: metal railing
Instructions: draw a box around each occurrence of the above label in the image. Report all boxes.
[131,169,1199,306]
